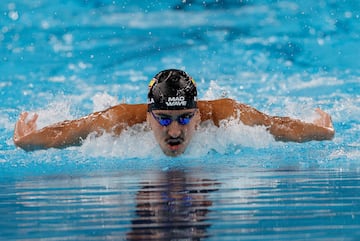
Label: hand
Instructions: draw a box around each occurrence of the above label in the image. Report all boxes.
[13,112,38,143]
[313,108,334,131]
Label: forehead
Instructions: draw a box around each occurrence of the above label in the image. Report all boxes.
[152,108,197,115]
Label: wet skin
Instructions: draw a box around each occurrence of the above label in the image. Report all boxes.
[147,108,201,156]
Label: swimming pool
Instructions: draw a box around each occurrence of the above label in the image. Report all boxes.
[1,0,360,240]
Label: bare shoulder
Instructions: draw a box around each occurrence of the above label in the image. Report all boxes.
[197,98,270,126]
[105,103,148,123]
[102,103,146,113]
[197,98,239,124]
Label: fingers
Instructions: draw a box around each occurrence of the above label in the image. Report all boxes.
[19,112,29,122]
[27,113,39,127]
[14,112,28,140]
[14,112,38,141]
[314,108,333,130]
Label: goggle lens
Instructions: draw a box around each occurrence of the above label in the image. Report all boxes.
[151,111,196,127]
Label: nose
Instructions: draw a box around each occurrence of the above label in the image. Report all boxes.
[167,121,182,138]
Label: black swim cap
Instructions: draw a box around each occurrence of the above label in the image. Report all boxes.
[147,69,197,110]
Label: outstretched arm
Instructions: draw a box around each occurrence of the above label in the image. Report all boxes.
[198,99,335,142]
[267,108,334,142]
[13,104,147,151]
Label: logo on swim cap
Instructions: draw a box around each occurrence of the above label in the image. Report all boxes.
[147,69,197,110]
[166,96,187,107]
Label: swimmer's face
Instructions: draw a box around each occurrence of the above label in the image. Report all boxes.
[147,108,201,157]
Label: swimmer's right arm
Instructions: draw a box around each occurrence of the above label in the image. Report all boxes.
[13,112,94,150]
[13,104,148,151]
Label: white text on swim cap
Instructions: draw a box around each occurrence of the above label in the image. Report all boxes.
[166,96,187,107]
[148,98,154,104]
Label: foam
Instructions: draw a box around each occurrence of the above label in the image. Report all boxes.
[202,80,230,100]
[186,119,275,157]
[270,97,321,123]
[329,149,360,161]
[79,123,163,159]
[91,92,119,112]
[30,92,121,129]
[331,96,360,122]
[77,118,275,159]
[34,98,75,129]
[0,111,15,130]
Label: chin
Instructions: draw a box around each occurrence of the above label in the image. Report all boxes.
[164,150,182,157]
[163,147,185,157]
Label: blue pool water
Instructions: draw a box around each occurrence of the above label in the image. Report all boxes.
[1,0,360,240]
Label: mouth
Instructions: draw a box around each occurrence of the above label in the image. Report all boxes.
[166,138,184,151]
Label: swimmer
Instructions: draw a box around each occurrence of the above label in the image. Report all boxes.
[13,69,335,156]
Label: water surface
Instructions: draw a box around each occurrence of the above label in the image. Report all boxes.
[1,0,360,240]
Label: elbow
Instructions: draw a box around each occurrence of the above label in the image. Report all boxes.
[14,139,39,151]
[315,127,335,141]
[305,126,335,142]
[13,135,29,151]
[13,134,57,151]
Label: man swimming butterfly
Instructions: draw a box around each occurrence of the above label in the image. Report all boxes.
[14,69,335,156]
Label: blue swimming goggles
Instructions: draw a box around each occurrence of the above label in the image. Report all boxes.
[150,110,197,127]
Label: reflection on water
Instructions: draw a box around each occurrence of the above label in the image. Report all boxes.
[1,167,219,240]
[127,169,218,240]
[2,165,360,240]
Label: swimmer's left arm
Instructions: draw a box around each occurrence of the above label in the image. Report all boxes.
[235,102,335,142]
[199,99,334,142]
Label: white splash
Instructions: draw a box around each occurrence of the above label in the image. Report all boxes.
[186,119,275,157]
[79,123,164,159]
[78,118,275,159]
[91,92,119,112]
[202,80,230,100]
[35,100,74,129]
